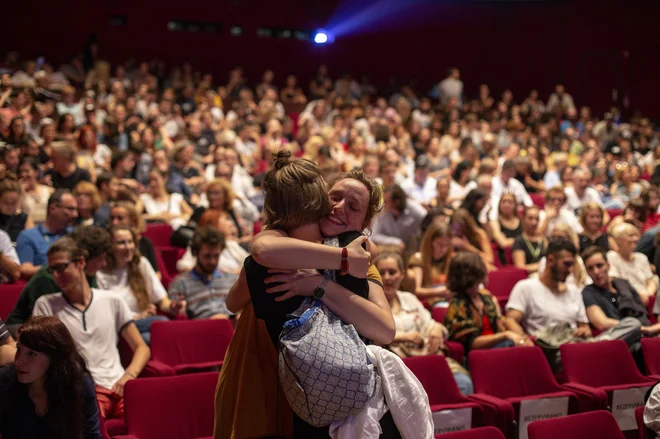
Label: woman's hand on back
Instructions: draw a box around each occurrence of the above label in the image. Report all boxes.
[265,269,323,302]
[345,236,371,278]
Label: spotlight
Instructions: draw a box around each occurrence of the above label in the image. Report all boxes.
[313,30,333,44]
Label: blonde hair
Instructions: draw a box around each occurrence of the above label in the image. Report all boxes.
[112,201,146,234]
[206,179,235,212]
[73,181,102,212]
[105,226,150,311]
[579,202,605,229]
[611,222,638,239]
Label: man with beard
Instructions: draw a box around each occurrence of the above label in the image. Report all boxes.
[168,226,236,319]
[505,237,591,341]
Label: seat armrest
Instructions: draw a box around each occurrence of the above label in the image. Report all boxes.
[560,383,608,411]
[468,393,515,436]
[139,360,176,377]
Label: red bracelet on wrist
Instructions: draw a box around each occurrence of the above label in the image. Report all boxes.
[340,247,349,274]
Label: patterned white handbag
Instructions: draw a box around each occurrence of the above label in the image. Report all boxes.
[278,297,377,427]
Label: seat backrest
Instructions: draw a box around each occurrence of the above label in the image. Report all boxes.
[560,340,648,387]
[486,267,528,299]
[143,223,174,248]
[0,282,26,320]
[530,193,545,209]
[403,355,466,405]
[436,426,505,439]
[642,337,660,376]
[431,307,448,324]
[527,410,625,439]
[636,406,650,439]
[151,319,234,367]
[124,372,218,439]
[469,347,560,399]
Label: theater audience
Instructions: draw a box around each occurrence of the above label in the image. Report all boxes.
[445,251,533,352]
[401,155,437,206]
[96,226,185,343]
[582,246,660,335]
[537,223,590,291]
[608,222,658,304]
[538,185,583,237]
[489,160,533,220]
[0,229,20,284]
[7,226,111,330]
[0,316,102,439]
[32,237,150,420]
[565,168,603,213]
[372,184,426,251]
[45,143,92,191]
[18,157,53,224]
[0,179,31,243]
[72,181,101,226]
[168,226,236,319]
[512,205,546,273]
[578,202,615,253]
[16,190,77,279]
[489,192,522,264]
[408,222,454,306]
[140,170,192,231]
[376,252,473,395]
[450,208,495,270]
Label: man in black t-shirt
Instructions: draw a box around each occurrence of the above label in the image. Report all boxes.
[582,246,660,336]
[45,142,91,190]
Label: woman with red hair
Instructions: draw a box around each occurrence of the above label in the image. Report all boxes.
[77,124,111,180]
[0,316,102,438]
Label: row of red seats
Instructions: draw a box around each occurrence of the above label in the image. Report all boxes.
[437,411,632,439]
[107,339,656,439]
[406,339,659,439]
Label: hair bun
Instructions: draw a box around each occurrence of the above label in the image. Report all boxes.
[272,150,292,170]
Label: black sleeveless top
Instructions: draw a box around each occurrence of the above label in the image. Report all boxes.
[579,233,609,254]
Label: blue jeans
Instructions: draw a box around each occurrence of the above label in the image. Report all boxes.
[453,372,474,395]
[134,315,169,345]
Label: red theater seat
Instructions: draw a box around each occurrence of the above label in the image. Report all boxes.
[641,338,660,381]
[404,355,487,431]
[560,340,654,411]
[150,319,234,375]
[115,372,218,439]
[486,267,528,304]
[436,426,505,439]
[0,281,26,321]
[530,193,545,209]
[143,223,174,248]
[469,347,590,438]
[636,406,650,439]
[528,411,625,439]
[431,307,465,363]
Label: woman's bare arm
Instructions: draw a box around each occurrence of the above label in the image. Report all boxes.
[226,267,250,313]
[251,229,371,277]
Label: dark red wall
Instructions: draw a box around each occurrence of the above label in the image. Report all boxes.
[3,0,659,117]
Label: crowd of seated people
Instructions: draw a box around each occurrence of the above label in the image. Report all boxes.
[1,49,660,435]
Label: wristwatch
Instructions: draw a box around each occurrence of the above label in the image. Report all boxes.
[313,276,329,300]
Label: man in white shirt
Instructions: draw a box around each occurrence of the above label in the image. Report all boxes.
[32,237,150,420]
[538,186,583,237]
[489,160,533,221]
[372,184,427,251]
[565,168,603,214]
[0,229,20,284]
[400,156,437,207]
[438,67,463,106]
[506,237,590,339]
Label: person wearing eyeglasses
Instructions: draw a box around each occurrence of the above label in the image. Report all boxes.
[6,226,111,333]
[538,185,583,238]
[15,189,77,280]
[32,236,150,421]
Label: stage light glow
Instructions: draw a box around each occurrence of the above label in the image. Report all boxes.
[314,30,330,44]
